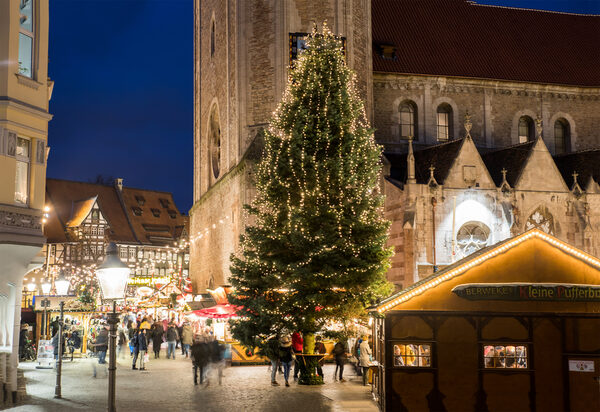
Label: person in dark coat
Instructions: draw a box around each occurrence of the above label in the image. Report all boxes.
[333,339,348,382]
[95,327,109,364]
[191,336,209,385]
[19,324,29,357]
[166,322,179,359]
[151,322,164,359]
[208,338,225,385]
[279,335,294,387]
[314,335,327,378]
[132,328,148,370]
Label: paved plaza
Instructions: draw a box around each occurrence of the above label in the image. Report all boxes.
[7,353,378,412]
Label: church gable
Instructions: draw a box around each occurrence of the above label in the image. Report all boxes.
[443,137,495,189]
[515,138,568,192]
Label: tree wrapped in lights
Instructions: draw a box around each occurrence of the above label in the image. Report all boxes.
[229,25,392,384]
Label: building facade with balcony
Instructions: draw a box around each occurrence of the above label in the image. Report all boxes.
[0,0,52,404]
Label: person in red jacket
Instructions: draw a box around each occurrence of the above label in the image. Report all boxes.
[292,332,303,381]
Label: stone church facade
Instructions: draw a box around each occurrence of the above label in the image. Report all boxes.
[190,0,600,292]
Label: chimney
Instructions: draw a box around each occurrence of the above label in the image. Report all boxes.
[115,178,123,191]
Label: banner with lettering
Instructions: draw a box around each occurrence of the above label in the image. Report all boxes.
[452,283,600,302]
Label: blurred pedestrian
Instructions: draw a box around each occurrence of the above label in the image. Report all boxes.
[181,322,193,358]
[333,338,348,382]
[279,335,294,387]
[208,337,225,386]
[359,336,372,386]
[132,328,148,370]
[151,321,164,359]
[314,335,327,379]
[191,335,209,385]
[166,322,179,359]
[292,332,303,381]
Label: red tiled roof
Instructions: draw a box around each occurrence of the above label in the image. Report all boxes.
[372,0,600,86]
[45,179,187,246]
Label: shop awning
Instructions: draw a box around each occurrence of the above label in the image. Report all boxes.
[187,304,240,319]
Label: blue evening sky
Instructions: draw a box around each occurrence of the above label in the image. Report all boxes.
[46,0,599,212]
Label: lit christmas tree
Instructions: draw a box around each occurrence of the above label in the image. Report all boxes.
[229,24,392,384]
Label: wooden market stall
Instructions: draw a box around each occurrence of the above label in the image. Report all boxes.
[372,229,600,412]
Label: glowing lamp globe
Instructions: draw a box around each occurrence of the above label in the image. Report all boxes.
[55,272,71,296]
[26,283,36,292]
[41,281,51,295]
[96,242,130,301]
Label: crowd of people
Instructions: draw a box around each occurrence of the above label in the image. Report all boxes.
[263,332,374,387]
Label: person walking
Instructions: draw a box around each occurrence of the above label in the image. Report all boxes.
[191,336,209,385]
[264,335,280,386]
[166,322,179,359]
[279,335,294,387]
[132,328,148,370]
[359,336,372,386]
[127,320,135,356]
[333,338,348,382]
[95,327,109,365]
[181,322,193,358]
[178,322,185,355]
[314,335,327,379]
[151,321,164,359]
[291,332,303,381]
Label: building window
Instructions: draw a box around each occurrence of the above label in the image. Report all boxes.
[159,198,170,208]
[129,248,136,260]
[393,343,431,367]
[456,221,490,259]
[525,205,555,235]
[168,209,177,219]
[209,104,221,179]
[135,195,145,206]
[554,118,570,155]
[210,20,215,57]
[132,206,143,216]
[18,0,35,77]
[91,226,98,236]
[436,104,453,142]
[518,116,534,143]
[98,226,104,235]
[91,209,100,221]
[120,247,127,260]
[484,344,528,369]
[15,137,30,204]
[399,101,417,140]
[151,208,161,217]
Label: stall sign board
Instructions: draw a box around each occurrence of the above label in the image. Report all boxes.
[128,276,171,286]
[568,360,595,372]
[452,283,600,302]
[36,339,54,368]
[33,295,76,311]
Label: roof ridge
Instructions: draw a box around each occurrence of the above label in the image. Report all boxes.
[470,1,600,17]
[482,140,536,156]
[553,147,600,157]
[414,137,465,153]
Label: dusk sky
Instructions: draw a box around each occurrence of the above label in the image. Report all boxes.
[47,0,600,213]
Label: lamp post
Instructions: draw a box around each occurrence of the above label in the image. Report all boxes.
[96,243,130,412]
[54,271,69,399]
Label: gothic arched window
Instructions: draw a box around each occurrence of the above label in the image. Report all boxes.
[456,221,491,259]
[209,104,221,179]
[554,119,570,155]
[210,20,216,57]
[518,116,534,143]
[436,103,453,142]
[525,205,555,235]
[399,101,417,141]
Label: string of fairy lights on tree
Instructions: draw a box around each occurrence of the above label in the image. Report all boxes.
[226,24,393,357]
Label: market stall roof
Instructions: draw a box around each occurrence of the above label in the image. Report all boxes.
[188,304,240,319]
[374,228,600,314]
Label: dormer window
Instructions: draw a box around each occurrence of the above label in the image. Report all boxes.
[135,195,146,206]
[132,207,142,216]
[376,44,397,60]
[168,209,177,219]
[159,198,170,208]
[151,208,161,217]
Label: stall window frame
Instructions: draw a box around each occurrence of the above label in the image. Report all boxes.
[388,339,436,370]
[481,341,531,371]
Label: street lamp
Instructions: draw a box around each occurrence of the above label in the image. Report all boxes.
[96,242,130,412]
[55,272,70,296]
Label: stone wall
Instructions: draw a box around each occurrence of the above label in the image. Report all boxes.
[373,73,600,153]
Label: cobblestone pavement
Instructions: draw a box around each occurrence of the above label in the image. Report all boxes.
[7,351,378,412]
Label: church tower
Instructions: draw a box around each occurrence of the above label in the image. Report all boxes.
[190,0,373,292]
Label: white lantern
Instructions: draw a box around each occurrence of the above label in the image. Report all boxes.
[96,243,130,301]
[41,281,52,295]
[55,272,70,296]
[26,283,36,292]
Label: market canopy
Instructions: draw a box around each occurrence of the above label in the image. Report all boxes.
[188,304,240,319]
